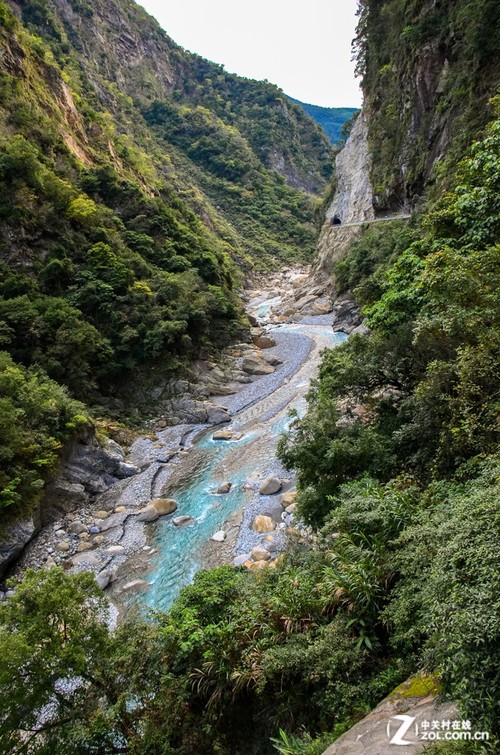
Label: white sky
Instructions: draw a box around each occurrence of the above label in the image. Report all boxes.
[138,0,362,108]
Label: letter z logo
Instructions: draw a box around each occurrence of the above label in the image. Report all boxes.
[387,715,417,745]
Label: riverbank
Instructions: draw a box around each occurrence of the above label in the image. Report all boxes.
[5,266,352,613]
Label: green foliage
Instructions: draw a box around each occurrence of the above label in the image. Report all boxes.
[0,0,331,436]
[386,459,500,733]
[278,113,500,740]
[0,561,408,754]
[0,353,87,512]
[354,0,500,207]
[0,568,164,754]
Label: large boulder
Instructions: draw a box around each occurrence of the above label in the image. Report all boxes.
[151,498,178,516]
[212,430,234,441]
[172,516,195,527]
[211,530,227,542]
[136,506,159,522]
[251,545,271,561]
[253,335,276,349]
[252,515,276,533]
[259,476,282,495]
[241,357,275,375]
[122,579,150,592]
[280,491,297,508]
[213,482,232,495]
[206,404,231,424]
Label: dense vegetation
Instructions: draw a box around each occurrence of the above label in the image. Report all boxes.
[354,0,500,209]
[288,99,359,145]
[0,0,332,518]
[0,353,87,513]
[1,0,499,753]
[1,101,498,755]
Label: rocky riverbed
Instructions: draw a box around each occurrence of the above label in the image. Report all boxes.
[3,267,359,612]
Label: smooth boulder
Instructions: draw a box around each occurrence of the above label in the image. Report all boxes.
[259,476,282,495]
[212,430,234,441]
[252,515,276,533]
[251,545,271,561]
[211,530,227,542]
[172,516,195,527]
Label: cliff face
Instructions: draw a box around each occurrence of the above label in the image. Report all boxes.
[314,110,374,284]
[355,0,500,210]
[315,0,500,287]
[324,110,374,226]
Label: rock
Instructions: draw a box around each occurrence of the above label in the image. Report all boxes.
[78,532,90,541]
[89,526,101,534]
[122,579,150,593]
[69,521,87,535]
[259,500,284,523]
[136,505,159,523]
[92,535,106,544]
[303,297,332,316]
[251,546,271,561]
[0,515,39,579]
[252,515,276,533]
[259,476,282,495]
[151,498,177,515]
[116,462,140,478]
[93,511,109,520]
[211,530,227,542]
[95,570,112,590]
[55,541,70,553]
[54,529,67,538]
[350,322,370,336]
[280,491,297,507]
[114,506,126,513]
[253,335,276,349]
[241,357,275,375]
[76,542,94,553]
[106,545,125,555]
[71,552,100,566]
[172,516,195,527]
[249,560,269,571]
[322,674,456,755]
[213,482,232,495]
[206,404,231,424]
[233,553,251,567]
[248,314,259,326]
[212,430,234,441]
[262,354,282,366]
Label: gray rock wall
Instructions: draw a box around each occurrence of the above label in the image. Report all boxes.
[0,429,139,580]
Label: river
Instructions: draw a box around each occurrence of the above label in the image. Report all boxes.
[125,317,346,611]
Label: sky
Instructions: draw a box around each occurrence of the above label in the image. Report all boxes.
[138,0,362,108]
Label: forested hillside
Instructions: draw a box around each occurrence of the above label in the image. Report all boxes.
[0,0,333,516]
[0,0,499,754]
[288,98,359,145]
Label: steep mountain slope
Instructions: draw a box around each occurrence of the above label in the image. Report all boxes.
[354,0,500,210]
[0,0,333,405]
[1,1,498,754]
[288,97,359,145]
[0,0,332,535]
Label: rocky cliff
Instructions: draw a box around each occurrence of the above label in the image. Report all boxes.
[313,109,374,287]
[355,0,500,211]
[314,0,499,290]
